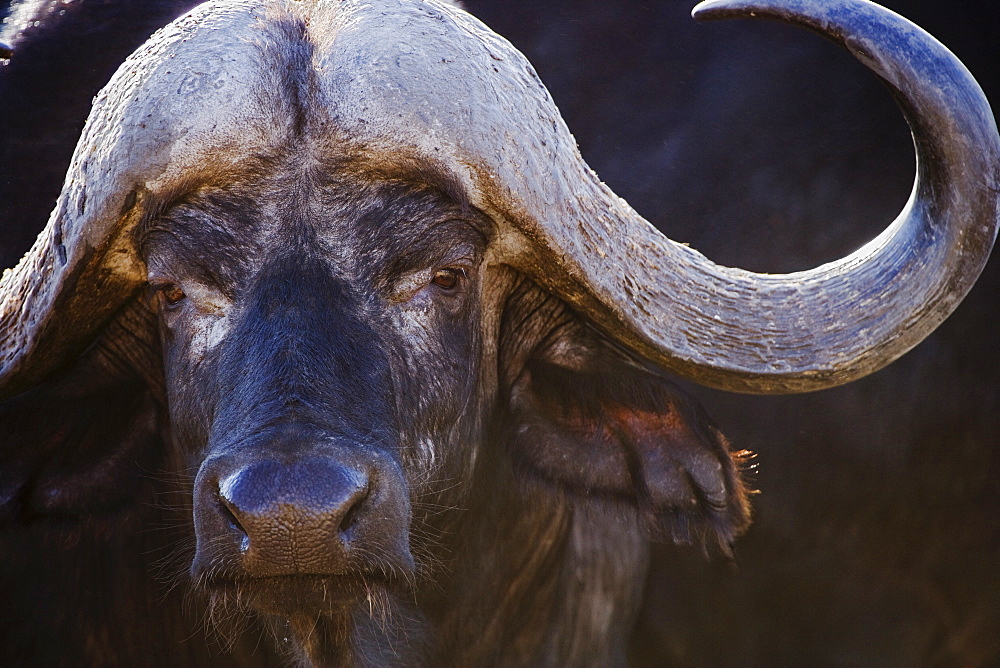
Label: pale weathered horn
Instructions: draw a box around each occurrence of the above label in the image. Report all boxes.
[0,0,996,398]
[516,0,1000,394]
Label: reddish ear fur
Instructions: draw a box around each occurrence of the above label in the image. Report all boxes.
[500,279,752,550]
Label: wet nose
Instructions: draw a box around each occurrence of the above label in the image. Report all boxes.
[216,457,370,576]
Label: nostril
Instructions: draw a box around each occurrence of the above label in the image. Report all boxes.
[217,495,250,552]
[338,487,369,538]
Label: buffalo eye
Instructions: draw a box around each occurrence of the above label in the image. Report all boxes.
[156,282,186,308]
[431,267,464,290]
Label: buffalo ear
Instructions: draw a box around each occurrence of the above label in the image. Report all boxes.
[0,298,165,523]
[503,286,751,550]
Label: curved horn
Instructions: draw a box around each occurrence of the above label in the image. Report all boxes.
[528,0,998,393]
[1,0,995,398]
[0,1,284,398]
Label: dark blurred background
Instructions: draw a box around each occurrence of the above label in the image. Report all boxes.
[3,0,999,664]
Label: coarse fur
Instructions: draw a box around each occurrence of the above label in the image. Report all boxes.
[1,110,750,667]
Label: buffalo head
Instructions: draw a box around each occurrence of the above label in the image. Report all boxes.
[1,0,997,664]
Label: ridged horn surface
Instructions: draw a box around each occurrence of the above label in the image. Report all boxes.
[0,0,995,398]
[525,0,999,393]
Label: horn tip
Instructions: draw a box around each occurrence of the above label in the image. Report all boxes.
[691,0,757,23]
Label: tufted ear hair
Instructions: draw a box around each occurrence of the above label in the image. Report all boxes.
[0,297,166,523]
[500,277,752,551]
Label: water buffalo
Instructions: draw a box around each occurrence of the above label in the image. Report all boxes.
[1,0,997,665]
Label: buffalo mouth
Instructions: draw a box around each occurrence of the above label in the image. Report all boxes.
[202,572,412,617]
